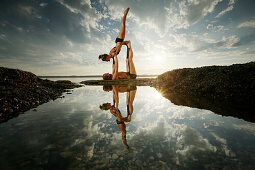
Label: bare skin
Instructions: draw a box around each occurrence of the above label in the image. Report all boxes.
[112,41,136,80]
[106,8,130,61]
[102,85,137,151]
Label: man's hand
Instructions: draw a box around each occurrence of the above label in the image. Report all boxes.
[115,45,121,54]
[109,47,117,57]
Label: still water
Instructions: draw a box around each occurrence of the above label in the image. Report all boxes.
[0,78,255,169]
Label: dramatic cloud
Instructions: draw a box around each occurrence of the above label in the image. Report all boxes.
[178,0,223,26]
[0,0,255,75]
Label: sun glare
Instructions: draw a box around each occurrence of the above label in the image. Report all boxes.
[153,55,162,63]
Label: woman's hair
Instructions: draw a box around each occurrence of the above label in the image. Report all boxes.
[103,73,113,80]
[99,103,111,110]
[99,54,109,61]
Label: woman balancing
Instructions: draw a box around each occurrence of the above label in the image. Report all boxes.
[99,7,130,62]
[102,40,137,80]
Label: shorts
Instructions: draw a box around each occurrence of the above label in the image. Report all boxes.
[115,38,124,43]
[129,73,137,79]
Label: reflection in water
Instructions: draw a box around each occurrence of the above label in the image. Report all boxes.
[0,83,255,169]
[100,85,137,151]
[155,86,255,123]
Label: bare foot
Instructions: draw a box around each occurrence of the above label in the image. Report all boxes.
[123,40,130,47]
[124,8,130,16]
[126,40,131,48]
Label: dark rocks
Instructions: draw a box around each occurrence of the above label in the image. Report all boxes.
[155,62,255,122]
[0,67,82,123]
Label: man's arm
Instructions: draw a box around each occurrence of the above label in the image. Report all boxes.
[112,54,118,80]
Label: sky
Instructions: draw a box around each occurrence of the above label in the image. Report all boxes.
[0,0,255,76]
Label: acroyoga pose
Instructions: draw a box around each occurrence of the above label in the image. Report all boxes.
[100,85,137,151]
[99,8,130,62]
[102,40,137,80]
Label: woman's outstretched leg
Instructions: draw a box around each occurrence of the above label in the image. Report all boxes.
[117,8,130,40]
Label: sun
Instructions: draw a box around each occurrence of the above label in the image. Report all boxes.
[153,55,162,63]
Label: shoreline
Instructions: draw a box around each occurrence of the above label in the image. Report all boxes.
[1,61,254,123]
[0,67,82,123]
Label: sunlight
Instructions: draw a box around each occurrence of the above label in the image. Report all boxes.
[153,89,163,99]
[153,55,163,63]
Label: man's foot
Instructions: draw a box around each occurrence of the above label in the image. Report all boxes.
[123,40,131,48]
[123,40,131,47]
[124,8,130,16]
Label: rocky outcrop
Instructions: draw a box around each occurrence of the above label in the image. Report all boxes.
[155,62,255,122]
[0,67,81,123]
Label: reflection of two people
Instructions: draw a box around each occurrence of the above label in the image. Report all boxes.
[100,85,137,151]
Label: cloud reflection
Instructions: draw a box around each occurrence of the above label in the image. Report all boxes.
[1,85,255,169]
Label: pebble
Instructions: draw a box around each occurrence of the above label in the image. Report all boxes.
[149,156,154,160]
[136,160,143,167]
[112,154,118,159]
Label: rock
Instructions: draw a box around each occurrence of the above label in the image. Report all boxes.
[75,157,82,161]
[0,67,82,123]
[102,158,110,164]
[112,154,118,159]
[149,156,154,160]
[136,160,143,167]
[155,62,255,122]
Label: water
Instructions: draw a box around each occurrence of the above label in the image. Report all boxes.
[0,78,255,169]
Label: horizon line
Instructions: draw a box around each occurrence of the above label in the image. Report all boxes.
[38,74,158,78]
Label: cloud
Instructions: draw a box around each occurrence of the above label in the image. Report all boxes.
[207,24,224,32]
[214,35,241,48]
[171,33,241,52]
[178,0,223,26]
[0,0,114,75]
[103,0,223,36]
[57,0,102,32]
[211,132,235,157]
[238,16,255,28]
[102,0,171,36]
[176,127,217,155]
[215,0,236,18]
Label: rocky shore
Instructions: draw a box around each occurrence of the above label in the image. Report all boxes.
[155,62,255,122]
[0,67,82,123]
